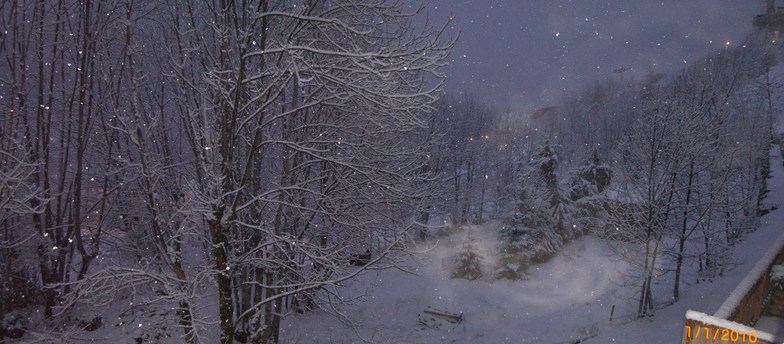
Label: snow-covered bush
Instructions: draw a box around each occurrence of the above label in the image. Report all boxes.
[495,212,565,280]
[502,219,563,261]
[495,224,530,280]
[451,232,484,280]
[569,149,612,223]
[575,149,612,195]
[550,190,580,240]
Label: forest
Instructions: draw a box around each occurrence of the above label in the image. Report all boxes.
[0,1,779,343]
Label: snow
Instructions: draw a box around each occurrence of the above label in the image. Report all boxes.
[11,42,784,344]
[587,144,784,343]
[685,310,776,343]
[282,223,632,343]
[713,225,784,319]
[756,316,784,340]
[772,265,784,283]
[284,140,784,344]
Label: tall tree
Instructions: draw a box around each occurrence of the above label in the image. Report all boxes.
[155,1,451,343]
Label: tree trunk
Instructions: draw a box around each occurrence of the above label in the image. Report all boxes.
[209,215,234,344]
[673,160,695,299]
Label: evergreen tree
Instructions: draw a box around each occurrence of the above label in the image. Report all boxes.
[569,148,612,221]
[573,148,612,198]
[452,232,484,280]
[534,142,579,239]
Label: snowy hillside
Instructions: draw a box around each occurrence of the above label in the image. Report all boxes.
[1,2,779,344]
[280,143,784,344]
[278,59,784,343]
[590,145,784,343]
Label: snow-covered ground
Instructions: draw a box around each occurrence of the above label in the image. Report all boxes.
[282,228,630,344]
[18,61,784,344]
[589,145,784,344]
[282,143,784,344]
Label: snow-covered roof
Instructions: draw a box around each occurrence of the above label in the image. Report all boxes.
[686,310,776,343]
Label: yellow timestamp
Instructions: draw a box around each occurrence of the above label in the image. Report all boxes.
[685,325,759,343]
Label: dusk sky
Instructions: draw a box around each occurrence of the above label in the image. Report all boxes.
[422,0,763,111]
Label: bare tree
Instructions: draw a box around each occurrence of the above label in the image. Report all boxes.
[608,98,697,317]
[0,0,130,320]
[88,1,455,343]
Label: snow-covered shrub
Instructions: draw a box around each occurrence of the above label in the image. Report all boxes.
[550,190,579,240]
[451,232,484,280]
[567,149,612,232]
[501,221,564,265]
[495,235,528,280]
[527,226,565,263]
[576,149,612,194]
[495,213,563,279]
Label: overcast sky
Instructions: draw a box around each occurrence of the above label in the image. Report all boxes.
[421,0,763,112]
